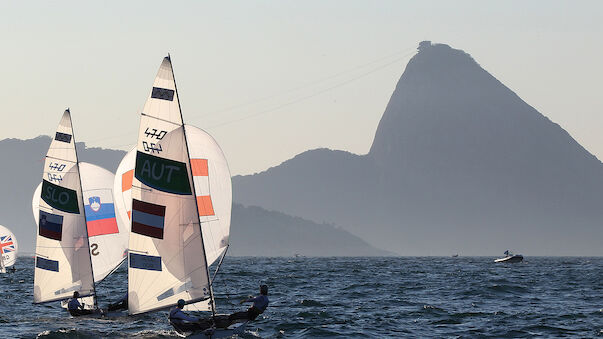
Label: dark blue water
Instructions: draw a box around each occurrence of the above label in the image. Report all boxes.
[1,257,601,338]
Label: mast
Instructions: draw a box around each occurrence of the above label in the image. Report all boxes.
[168,54,217,316]
[68,109,98,307]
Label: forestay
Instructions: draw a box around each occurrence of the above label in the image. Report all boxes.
[128,57,212,314]
[34,109,95,304]
[33,163,128,282]
[0,225,18,272]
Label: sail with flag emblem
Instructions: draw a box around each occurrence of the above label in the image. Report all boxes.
[115,123,232,312]
[33,109,96,304]
[128,56,214,315]
[32,162,129,283]
[0,225,18,273]
[186,125,232,266]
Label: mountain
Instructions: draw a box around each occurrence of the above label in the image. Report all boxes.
[233,41,603,256]
[0,136,387,256]
[228,204,391,257]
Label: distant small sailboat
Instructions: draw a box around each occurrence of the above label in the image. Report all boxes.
[451,254,459,258]
[0,225,18,273]
[494,250,523,263]
[33,109,99,313]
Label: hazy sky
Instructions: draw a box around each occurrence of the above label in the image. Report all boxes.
[1,1,601,175]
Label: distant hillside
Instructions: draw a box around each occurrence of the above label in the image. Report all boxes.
[229,204,391,256]
[0,136,387,256]
[233,42,603,256]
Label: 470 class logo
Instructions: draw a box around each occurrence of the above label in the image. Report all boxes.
[144,128,167,140]
[48,162,66,171]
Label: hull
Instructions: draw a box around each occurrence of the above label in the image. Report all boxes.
[171,315,247,338]
[61,296,97,310]
[185,323,246,339]
[494,255,523,263]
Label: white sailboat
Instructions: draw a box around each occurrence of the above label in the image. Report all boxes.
[0,225,18,273]
[32,162,129,309]
[33,109,98,311]
[126,56,239,336]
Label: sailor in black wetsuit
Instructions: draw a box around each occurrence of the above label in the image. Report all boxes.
[67,291,94,316]
[228,284,269,322]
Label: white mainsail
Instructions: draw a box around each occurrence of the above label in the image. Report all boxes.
[116,123,232,312]
[34,109,96,304]
[128,57,213,315]
[0,225,18,273]
[33,163,128,282]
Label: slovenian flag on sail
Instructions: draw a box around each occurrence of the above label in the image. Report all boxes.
[84,189,118,237]
[132,199,166,239]
[39,210,63,241]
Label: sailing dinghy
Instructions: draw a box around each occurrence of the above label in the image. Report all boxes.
[33,162,129,310]
[0,225,18,273]
[33,109,100,315]
[127,56,242,337]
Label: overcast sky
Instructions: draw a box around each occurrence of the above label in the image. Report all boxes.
[1,1,601,175]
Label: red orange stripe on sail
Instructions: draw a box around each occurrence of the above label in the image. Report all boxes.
[196,195,214,216]
[191,159,209,176]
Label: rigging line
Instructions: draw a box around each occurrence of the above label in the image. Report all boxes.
[78,48,416,148]
[206,51,415,129]
[192,46,418,120]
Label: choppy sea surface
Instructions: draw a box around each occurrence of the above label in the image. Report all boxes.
[1,257,601,338]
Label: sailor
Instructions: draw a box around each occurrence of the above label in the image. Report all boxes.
[228,284,269,322]
[67,291,94,316]
[169,299,200,324]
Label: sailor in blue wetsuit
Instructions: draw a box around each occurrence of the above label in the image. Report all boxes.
[67,291,94,316]
[228,284,269,322]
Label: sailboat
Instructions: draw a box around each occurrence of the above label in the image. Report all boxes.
[0,225,18,273]
[33,109,99,313]
[32,162,129,309]
[127,56,240,336]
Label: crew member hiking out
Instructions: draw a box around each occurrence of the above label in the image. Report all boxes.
[228,284,269,322]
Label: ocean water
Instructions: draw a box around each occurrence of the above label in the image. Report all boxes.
[0,257,601,338]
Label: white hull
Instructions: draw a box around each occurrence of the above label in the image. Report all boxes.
[60,296,97,310]
[494,255,523,263]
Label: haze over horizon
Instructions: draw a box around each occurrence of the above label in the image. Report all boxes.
[1,1,603,175]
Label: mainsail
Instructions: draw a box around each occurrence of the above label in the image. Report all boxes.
[33,109,96,304]
[33,163,128,282]
[116,122,232,312]
[0,225,18,273]
[128,57,214,314]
